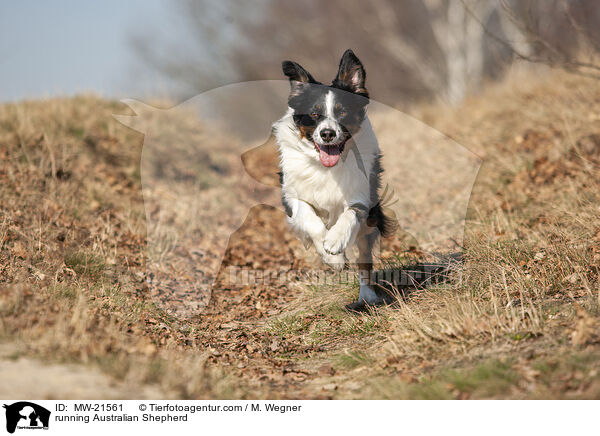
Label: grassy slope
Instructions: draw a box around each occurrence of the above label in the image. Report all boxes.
[1,69,600,399]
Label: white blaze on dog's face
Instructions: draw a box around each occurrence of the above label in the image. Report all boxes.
[282,50,369,167]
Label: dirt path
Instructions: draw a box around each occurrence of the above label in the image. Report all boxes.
[0,346,164,399]
[136,133,412,398]
[195,206,329,397]
[184,202,405,397]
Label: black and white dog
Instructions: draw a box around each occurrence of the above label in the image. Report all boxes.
[273,49,395,308]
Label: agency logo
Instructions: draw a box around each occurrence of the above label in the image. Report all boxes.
[2,402,50,434]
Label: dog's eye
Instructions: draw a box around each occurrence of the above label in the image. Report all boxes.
[339,111,347,118]
[310,112,319,119]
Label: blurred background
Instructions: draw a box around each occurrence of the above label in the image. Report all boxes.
[2,0,600,106]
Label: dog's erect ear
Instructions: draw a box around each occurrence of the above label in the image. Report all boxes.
[282,60,316,99]
[333,49,368,98]
[282,60,315,83]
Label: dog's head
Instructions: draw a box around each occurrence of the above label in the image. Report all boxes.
[282,49,369,168]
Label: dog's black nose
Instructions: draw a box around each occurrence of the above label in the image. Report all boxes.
[320,129,336,142]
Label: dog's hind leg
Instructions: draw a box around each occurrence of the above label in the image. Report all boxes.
[355,227,384,306]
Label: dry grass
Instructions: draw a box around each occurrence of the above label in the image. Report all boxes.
[347,68,600,398]
[0,96,254,398]
[265,68,600,398]
[2,68,600,398]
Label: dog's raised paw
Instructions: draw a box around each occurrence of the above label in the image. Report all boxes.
[323,230,349,255]
[321,252,345,271]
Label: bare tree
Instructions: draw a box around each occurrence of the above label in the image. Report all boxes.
[464,0,600,79]
[416,0,538,103]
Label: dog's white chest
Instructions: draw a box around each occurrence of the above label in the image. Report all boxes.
[281,147,371,226]
[296,165,346,224]
[274,112,379,228]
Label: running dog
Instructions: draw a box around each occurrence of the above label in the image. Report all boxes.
[273,49,395,309]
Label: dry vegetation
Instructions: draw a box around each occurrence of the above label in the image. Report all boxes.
[1,68,600,399]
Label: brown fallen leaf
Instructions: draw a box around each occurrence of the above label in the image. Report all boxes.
[11,241,27,259]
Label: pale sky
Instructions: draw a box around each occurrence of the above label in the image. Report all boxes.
[0,0,170,102]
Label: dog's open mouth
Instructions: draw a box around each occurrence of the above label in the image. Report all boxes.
[314,141,345,167]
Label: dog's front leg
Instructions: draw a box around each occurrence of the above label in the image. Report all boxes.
[287,197,345,269]
[323,204,366,256]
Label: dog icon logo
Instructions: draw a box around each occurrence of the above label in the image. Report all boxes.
[3,402,50,434]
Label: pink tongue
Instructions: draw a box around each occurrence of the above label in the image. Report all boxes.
[319,146,341,167]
